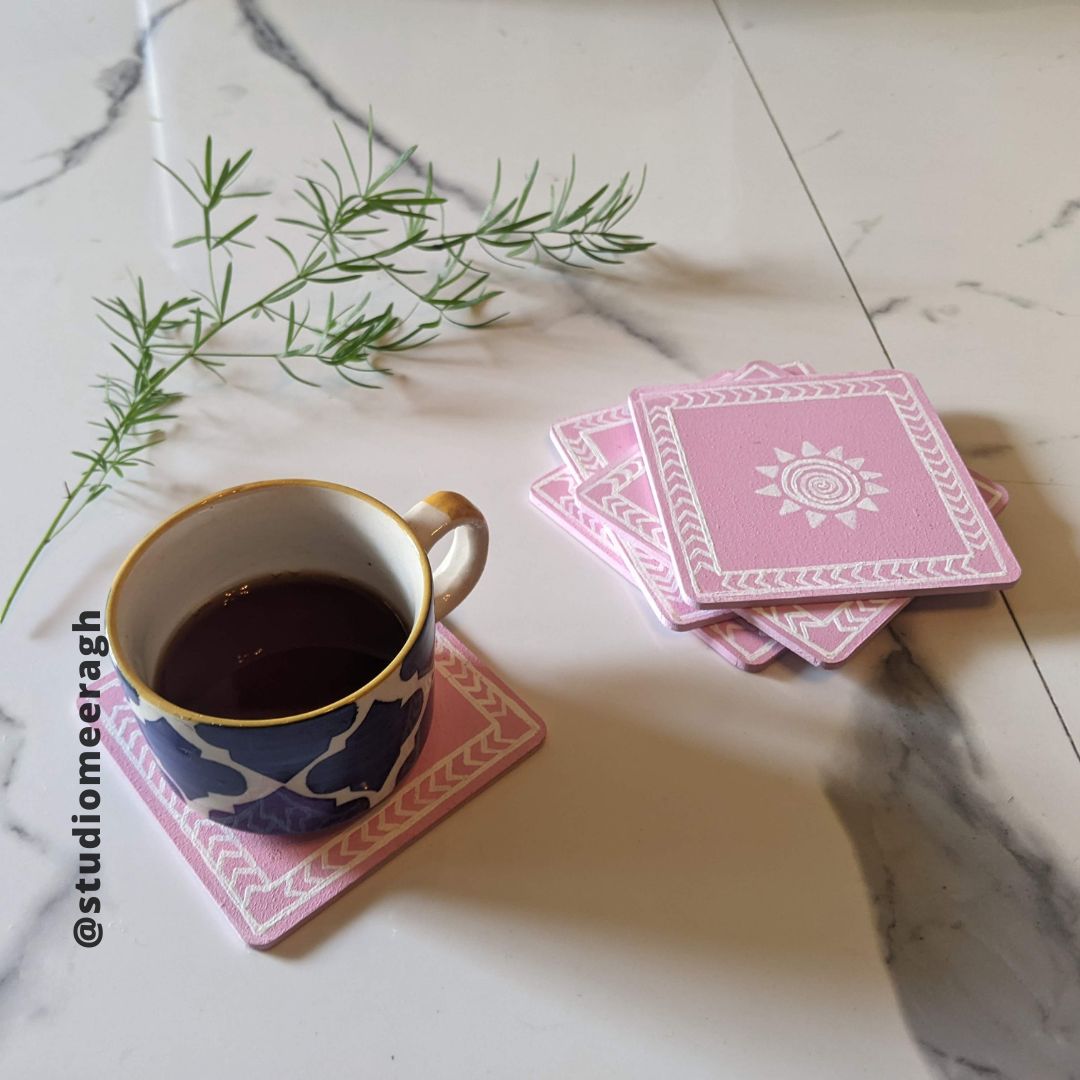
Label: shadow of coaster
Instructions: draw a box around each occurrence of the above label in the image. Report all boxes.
[96,626,546,948]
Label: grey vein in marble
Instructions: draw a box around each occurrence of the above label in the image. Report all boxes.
[867,295,909,319]
[843,213,883,259]
[828,630,1080,1079]
[956,281,1070,317]
[0,703,80,1038]
[232,0,686,370]
[0,706,48,854]
[961,441,1013,460]
[568,277,682,364]
[798,128,844,156]
[1021,198,1080,246]
[919,1042,1012,1079]
[0,878,71,1038]
[232,0,682,369]
[963,432,1080,460]
[922,304,960,325]
[234,0,482,209]
[0,0,191,204]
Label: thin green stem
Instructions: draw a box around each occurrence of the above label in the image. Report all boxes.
[0,479,89,622]
[203,206,220,316]
[0,272,307,622]
[1,129,652,625]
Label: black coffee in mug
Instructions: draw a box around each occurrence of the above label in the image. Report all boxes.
[154,572,409,720]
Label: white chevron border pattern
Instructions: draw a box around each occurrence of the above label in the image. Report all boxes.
[637,373,1012,600]
[101,632,543,937]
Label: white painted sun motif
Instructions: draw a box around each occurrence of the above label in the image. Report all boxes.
[754,442,888,529]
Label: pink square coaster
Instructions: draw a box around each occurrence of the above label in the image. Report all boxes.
[98,627,546,948]
[550,362,803,481]
[578,452,670,552]
[549,417,725,631]
[529,466,783,671]
[740,472,1009,665]
[630,370,1021,606]
[548,363,810,630]
[577,438,1009,664]
[577,361,816,556]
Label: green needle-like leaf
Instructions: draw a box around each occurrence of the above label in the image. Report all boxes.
[213,214,258,249]
[1,118,652,625]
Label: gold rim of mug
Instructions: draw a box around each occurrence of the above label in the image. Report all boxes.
[104,479,433,728]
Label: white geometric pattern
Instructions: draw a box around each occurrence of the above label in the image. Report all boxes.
[633,372,1018,604]
[755,441,888,530]
[740,472,1009,664]
[578,455,670,550]
[551,406,728,629]
[99,630,545,945]
[529,468,783,669]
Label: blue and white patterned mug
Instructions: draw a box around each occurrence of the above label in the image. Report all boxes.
[105,480,488,835]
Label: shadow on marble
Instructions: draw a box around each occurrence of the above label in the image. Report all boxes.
[262,620,1080,1077]
[947,410,1080,639]
[16,474,215,642]
[268,658,880,1008]
[613,247,868,305]
[111,475,219,515]
[20,544,125,643]
[827,631,1080,1079]
[730,0,1049,21]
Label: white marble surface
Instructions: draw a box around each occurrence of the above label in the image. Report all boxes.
[1,2,1078,1077]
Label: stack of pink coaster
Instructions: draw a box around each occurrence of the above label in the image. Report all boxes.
[531,362,1019,670]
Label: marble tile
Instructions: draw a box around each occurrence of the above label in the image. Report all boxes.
[1,2,1078,1077]
[717,0,1080,748]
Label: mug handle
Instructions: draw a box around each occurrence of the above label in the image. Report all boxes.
[403,492,489,621]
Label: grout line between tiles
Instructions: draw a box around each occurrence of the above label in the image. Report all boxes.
[710,1,1080,762]
[999,593,1080,764]
[709,0,895,370]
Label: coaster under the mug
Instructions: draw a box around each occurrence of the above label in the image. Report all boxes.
[97,626,546,949]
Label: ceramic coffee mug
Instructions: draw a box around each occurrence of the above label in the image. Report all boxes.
[105,480,488,835]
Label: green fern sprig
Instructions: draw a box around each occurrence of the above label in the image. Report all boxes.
[1,118,652,622]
